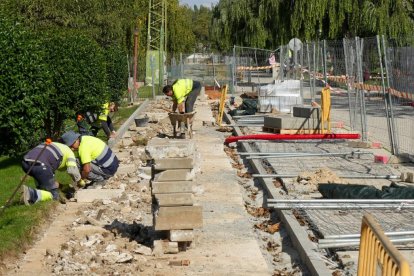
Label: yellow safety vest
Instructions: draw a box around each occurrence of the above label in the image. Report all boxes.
[172,79,193,104]
[78,136,106,164]
[53,142,78,169]
[98,102,110,121]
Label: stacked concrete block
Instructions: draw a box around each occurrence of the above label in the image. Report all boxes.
[292,106,321,119]
[263,106,321,133]
[146,138,202,254]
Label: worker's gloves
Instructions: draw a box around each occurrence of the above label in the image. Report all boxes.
[77,179,86,188]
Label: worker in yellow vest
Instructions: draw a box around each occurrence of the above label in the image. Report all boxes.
[61,131,119,187]
[20,142,82,205]
[98,102,117,138]
[162,79,201,113]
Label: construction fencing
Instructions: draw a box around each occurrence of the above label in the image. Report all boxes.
[168,53,233,90]
[166,36,414,157]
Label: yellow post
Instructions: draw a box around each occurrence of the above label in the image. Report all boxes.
[217,85,228,126]
[321,87,331,134]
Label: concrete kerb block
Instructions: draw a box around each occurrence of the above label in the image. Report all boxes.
[169,230,194,242]
[153,169,195,182]
[151,181,194,194]
[146,138,195,159]
[264,116,320,130]
[153,157,194,170]
[154,193,194,207]
[292,106,321,119]
[154,206,203,230]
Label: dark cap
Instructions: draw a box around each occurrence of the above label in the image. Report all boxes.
[61,131,81,146]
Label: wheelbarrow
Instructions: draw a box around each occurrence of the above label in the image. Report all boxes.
[168,111,196,139]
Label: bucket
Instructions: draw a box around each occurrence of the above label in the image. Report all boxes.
[134,115,149,127]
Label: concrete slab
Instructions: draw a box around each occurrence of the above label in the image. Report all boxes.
[75,189,124,203]
[146,138,195,159]
[151,181,194,194]
[153,157,194,170]
[153,169,194,182]
[169,230,194,242]
[154,193,194,207]
[293,106,321,119]
[264,116,320,130]
[155,206,203,230]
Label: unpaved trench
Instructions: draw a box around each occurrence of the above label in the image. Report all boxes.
[6,98,306,275]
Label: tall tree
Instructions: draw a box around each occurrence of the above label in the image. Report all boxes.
[211,0,414,51]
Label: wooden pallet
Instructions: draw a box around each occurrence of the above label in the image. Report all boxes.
[262,126,321,134]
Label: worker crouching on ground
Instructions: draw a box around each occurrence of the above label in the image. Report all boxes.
[76,102,117,139]
[21,141,82,205]
[99,102,117,139]
[61,131,119,188]
[162,79,201,113]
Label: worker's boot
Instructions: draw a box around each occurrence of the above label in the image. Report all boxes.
[20,185,53,205]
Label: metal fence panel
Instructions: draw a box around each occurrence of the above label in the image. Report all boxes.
[384,39,414,156]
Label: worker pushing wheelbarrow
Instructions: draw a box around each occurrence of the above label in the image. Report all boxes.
[163,79,201,138]
[168,111,196,138]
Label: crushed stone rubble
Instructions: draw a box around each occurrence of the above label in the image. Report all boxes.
[9,98,321,275]
[44,100,177,275]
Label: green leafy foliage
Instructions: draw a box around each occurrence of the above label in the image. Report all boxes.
[168,3,196,54]
[211,0,414,50]
[0,19,52,156]
[40,30,109,138]
[104,44,128,103]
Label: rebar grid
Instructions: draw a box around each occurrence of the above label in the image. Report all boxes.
[298,209,414,243]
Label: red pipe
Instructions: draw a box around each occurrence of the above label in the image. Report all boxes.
[225,133,360,144]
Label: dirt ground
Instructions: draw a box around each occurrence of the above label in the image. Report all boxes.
[5,98,308,276]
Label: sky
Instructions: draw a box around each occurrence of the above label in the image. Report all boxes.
[179,0,218,8]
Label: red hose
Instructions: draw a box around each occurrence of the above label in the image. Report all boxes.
[224,133,360,144]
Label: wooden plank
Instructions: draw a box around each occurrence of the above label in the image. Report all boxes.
[155,206,203,230]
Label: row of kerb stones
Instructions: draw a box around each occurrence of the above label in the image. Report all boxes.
[146,138,202,255]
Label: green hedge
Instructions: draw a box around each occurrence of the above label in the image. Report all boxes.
[0,19,52,156]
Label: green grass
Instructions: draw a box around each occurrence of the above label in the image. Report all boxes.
[137,84,161,98]
[0,156,58,261]
[111,104,139,129]
[0,102,140,264]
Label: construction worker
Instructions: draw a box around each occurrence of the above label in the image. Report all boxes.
[61,131,119,187]
[76,102,116,139]
[162,79,201,113]
[21,141,82,205]
[99,102,117,139]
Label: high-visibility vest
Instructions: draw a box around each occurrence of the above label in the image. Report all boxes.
[172,79,193,104]
[98,102,110,121]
